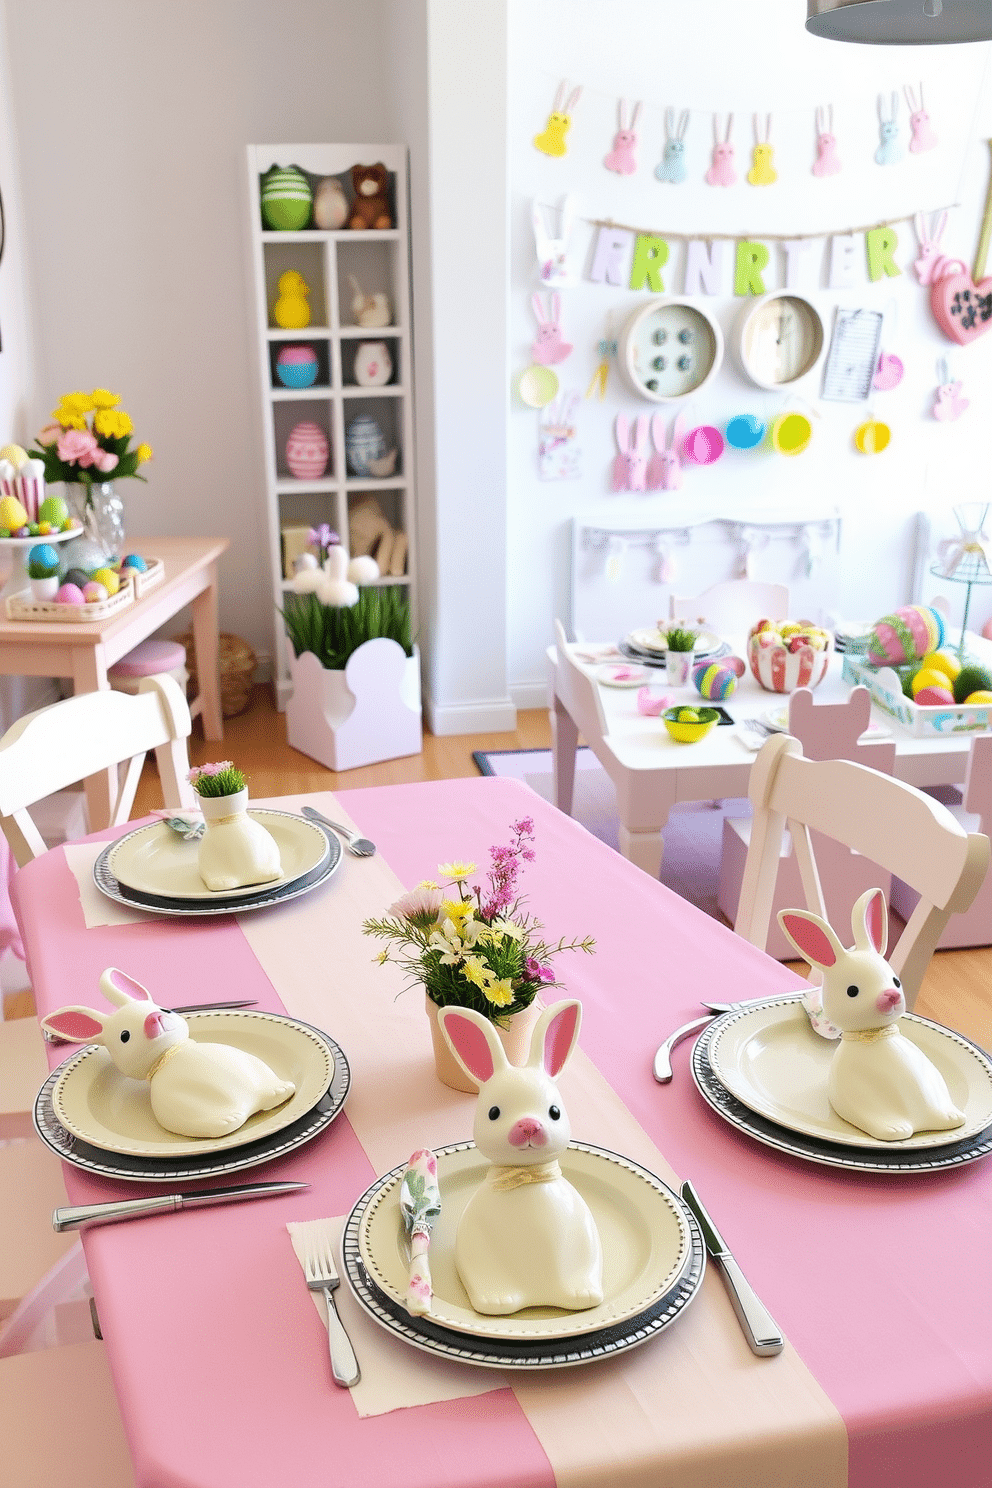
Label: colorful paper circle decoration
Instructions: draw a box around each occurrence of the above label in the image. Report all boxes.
[725,414,766,450]
[770,412,812,456]
[854,419,891,454]
[682,426,724,465]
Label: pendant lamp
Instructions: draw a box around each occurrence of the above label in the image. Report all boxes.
[807,0,992,44]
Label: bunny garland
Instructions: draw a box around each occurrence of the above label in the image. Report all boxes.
[438,1000,604,1315]
[905,83,938,154]
[812,106,841,177]
[778,891,966,1142]
[875,92,904,166]
[532,194,578,286]
[604,99,641,175]
[41,969,296,1139]
[530,293,572,365]
[747,114,777,186]
[705,114,736,187]
[655,108,689,184]
[534,81,582,157]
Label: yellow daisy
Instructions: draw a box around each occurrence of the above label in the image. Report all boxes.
[462,956,495,990]
[483,978,515,1008]
[90,388,121,409]
[437,860,476,881]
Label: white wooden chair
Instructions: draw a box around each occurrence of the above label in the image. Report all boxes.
[0,673,195,867]
[718,686,898,958]
[734,732,991,1009]
[669,580,790,636]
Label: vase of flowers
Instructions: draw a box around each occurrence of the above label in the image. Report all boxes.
[362,818,595,1091]
[32,389,152,559]
[188,762,282,893]
[663,626,699,686]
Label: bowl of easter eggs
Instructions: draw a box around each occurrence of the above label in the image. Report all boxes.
[662,705,720,743]
[747,619,833,693]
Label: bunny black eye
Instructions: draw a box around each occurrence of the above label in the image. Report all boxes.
[549,1105,561,1121]
[488,1105,500,1121]
[120,1030,131,1042]
[892,977,901,989]
[846,985,860,998]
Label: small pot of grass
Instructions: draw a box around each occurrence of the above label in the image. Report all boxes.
[663,625,699,686]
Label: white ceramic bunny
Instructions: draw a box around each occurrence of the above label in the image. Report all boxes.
[647,412,685,491]
[348,274,391,328]
[532,194,577,286]
[611,413,649,492]
[438,1000,604,1315]
[778,891,966,1142]
[41,969,296,1139]
[530,293,572,366]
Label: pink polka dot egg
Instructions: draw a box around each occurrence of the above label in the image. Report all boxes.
[286,421,329,480]
[692,655,746,700]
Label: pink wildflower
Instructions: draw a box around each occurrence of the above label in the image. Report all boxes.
[525,957,554,983]
[389,884,443,922]
[57,428,98,466]
[187,761,233,783]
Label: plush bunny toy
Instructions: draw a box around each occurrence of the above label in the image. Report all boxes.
[41,969,296,1139]
[438,999,603,1315]
[778,891,966,1142]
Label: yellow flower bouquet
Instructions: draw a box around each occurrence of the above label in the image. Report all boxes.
[362,818,595,1026]
[33,388,152,496]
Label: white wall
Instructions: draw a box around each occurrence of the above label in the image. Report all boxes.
[507,0,992,705]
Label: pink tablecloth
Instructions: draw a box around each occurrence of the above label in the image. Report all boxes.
[12,778,992,1488]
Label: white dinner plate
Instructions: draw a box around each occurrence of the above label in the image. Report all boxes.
[51,1010,335,1157]
[628,627,721,657]
[707,998,992,1150]
[106,811,329,901]
[357,1142,693,1341]
[597,662,652,688]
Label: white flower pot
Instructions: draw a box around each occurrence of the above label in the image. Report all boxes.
[196,788,283,892]
[285,638,421,771]
[666,650,695,686]
[29,575,60,601]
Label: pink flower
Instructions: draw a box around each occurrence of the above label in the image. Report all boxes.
[389,884,443,922]
[36,423,62,446]
[94,449,119,473]
[56,428,98,466]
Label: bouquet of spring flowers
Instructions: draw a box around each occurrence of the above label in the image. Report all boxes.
[362,817,595,1025]
[33,388,153,497]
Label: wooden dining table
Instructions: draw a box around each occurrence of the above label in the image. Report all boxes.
[12,777,992,1488]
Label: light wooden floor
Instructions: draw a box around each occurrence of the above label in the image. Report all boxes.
[7,685,991,1049]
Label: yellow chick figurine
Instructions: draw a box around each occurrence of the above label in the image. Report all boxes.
[274,271,311,330]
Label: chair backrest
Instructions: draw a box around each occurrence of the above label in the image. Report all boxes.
[787,685,896,772]
[734,733,990,1008]
[0,675,194,867]
[553,619,609,748]
[669,580,789,636]
[963,732,992,835]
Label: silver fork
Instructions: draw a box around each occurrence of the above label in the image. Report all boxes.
[301,806,377,857]
[302,1223,361,1388]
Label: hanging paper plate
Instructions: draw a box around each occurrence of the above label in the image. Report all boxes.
[770,411,812,456]
[737,292,826,390]
[854,418,891,454]
[618,299,724,403]
[725,413,766,450]
[518,365,560,408]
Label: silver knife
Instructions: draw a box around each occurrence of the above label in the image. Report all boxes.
[680,1180,784,1357]
[54,1180,308,1232]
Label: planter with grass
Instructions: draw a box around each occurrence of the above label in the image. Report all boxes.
[663,625,699,686]
[281,551,420,771]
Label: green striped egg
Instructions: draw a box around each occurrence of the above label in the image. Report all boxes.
[260,166,313,231]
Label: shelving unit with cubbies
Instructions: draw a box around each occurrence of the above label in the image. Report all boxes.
[246,143,416,707]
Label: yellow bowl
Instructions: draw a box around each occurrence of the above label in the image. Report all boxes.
[662,706,720,743]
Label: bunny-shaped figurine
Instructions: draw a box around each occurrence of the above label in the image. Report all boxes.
[647,412,685,491]
[604,99,641,175]
[905,84,938,154]
[438,1000,604,1315]
[41,969,296,1139]
[705,113,736,187]
[611,413,649,492]
[534,81,582,158]
[812,105,841,177]
[933,376,969,422]
[875,92,904,166]
[348,274,391,328]
[778,891,966,1142]
[532,194,578,286]
[530,293,572,365]
[747,114,777,186]
[655,108,689,184]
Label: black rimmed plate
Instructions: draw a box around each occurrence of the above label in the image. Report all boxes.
[618,637,730,669]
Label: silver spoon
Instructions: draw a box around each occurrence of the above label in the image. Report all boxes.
[301,805,377,857]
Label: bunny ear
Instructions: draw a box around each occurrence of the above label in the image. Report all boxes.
[531,294,547,326]
[553,81,567,113]
[100,967,154,1007]
[615,412,630,450]
[852,888,888,958]
[678,109,690,139]
[565,86,582,113]
[630,101,642,130]
[634,414,650,450]
[670,413,687,450]
[914,211,927,242]
[438,1006,506,1086]
[651,412,668,450]
[934,210,948,242]
[529,1000,582,1078]
[665,106,674,138]
[777,909,845,970]
[559,193,577,240]
[550,292,561,325]
[41,1006,107,1043]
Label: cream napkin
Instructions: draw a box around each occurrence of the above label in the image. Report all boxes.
[286,1216,505,1417]
[62,842,160,928]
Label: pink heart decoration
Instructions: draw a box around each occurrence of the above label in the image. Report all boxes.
[872,352,904,391]
[931,271,992,346]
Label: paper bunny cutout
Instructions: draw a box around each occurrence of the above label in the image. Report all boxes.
[747,113,777,186]
[534,81,582,158]
[532,194,578,286]
[705,113,736,187]
[647,413,685,491]
[438,1000,604,1315]
[604,99,641,175]
[655,108,689,184]
[41,969,296,1139]
[530,293,572,366]
[875,93,904,166]
[913,212,961,285]
[778,891,966,1141]
[611,413,649,492]
[812,105,841,176]
[905,83,938,153]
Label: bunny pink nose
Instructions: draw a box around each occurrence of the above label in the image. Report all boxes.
[875,989,902,1014]
[144,1011,173,1040]
[508,1117,547,1148]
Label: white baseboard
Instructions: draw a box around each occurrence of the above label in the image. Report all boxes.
[425,696,518,736]
[510,680,551,712]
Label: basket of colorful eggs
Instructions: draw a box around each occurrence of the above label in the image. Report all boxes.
[5,548,162,622]
[747,619,833,693]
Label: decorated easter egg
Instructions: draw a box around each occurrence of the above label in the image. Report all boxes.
[0,443,28,468]
[285,421,329,480]
[83,581,108,602]
[964,690,992,704]
[27,543,59,571]
[692,655,746,700]
[55,582,86,605]
[0,494,28,530]
[38,495,68,527]
[91,566,120,596]
[913,685,955,706]
[63,566,92,590]
[682,425,724,466]
[868,605,946,666]
[725,414,766,450]
[345,414,386,476]
[260,165,313,231]
[922,650,960,684]
[120,553,147,572]
[312,176,348,230]
[276,345,319,389]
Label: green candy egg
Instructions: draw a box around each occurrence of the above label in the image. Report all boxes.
[38,494,68,526]
[260,166,313,231]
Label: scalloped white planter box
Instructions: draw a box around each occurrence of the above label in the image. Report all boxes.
[285,638,422,771]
